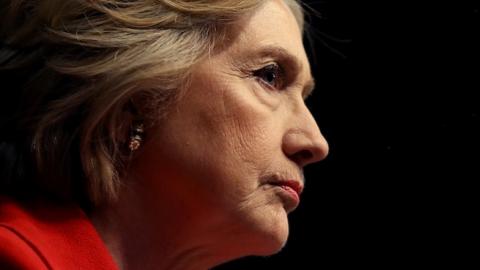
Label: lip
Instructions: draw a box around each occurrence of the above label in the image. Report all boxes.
[277,180,303,196]
[268,179,304,196]
[265,179,304,212]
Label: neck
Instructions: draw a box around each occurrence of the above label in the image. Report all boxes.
[89,182,238,270]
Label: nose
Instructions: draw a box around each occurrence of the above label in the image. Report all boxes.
[282,105,329,168]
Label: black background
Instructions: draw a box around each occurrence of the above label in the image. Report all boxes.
[217,0,479,269]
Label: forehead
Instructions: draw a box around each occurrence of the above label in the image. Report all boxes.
[227,0,311,75]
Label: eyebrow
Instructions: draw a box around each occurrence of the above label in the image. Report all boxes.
[244,45,316,99]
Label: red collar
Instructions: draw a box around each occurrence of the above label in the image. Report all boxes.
[0,196,119,270]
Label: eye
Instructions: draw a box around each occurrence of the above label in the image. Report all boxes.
[253,63,284,89]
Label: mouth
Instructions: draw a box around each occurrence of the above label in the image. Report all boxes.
[265,179,304,213]
[273,180,303,195]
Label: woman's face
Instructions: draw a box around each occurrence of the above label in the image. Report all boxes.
[132,0,328,257]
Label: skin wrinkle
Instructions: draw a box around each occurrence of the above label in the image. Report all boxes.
[228,44,314,111]
[221,75,282,145]
[206,60,274,178]
[233,45,316,100]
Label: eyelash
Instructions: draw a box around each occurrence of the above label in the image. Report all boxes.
[252,63,285,90]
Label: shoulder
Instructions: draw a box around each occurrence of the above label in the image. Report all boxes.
[0,196,118,270]
[0,224,49,269]
[0,197,53,269]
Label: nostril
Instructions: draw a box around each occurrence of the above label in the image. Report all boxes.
[290,149,313,166]
[298,150,313,160]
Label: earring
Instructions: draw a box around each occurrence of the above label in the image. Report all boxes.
[128,122,144,151]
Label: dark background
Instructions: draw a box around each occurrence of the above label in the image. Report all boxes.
[217,0,479,269]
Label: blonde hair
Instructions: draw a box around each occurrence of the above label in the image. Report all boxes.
[0,0,304,207]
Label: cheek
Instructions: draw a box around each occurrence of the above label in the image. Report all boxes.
[196,85,281,177]
[197,92,289,215]
[144,73,285,207]
[182,65,284,173]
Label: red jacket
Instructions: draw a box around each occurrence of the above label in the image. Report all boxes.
[0,196,119,270]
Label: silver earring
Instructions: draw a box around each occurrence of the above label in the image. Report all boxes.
[128,123,144,151]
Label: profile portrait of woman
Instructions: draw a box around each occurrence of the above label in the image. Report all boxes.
[0,0,329,269]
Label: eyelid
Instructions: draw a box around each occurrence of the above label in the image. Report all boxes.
[253,62,286,90]
[256,76,277,90]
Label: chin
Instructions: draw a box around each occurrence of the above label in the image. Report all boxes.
[247,205,291,256]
